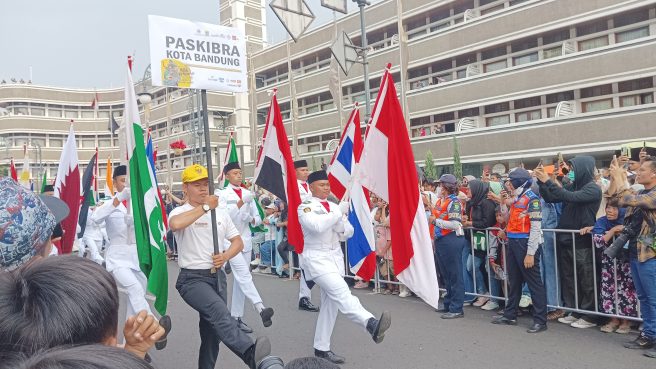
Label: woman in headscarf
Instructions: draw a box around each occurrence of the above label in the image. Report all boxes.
[581,198,637,333]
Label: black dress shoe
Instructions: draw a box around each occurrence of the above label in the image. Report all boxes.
[260,307,274,327]
[527,323,547,333]
[298,297,320,312]
[624,333,655,349]
[314,349,345,364]
[155,315,172,350]
[366,311,392,344]
[491,316,518,325]
[441,312,464,319]
[236,318,253,333]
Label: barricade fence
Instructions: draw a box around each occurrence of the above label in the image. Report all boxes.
[249,226,641,322]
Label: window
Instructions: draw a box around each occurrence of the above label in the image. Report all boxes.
[49,138,63,147]
[620,93,654,107]
[614,8,650,28]
[456,53,476,67]
[581,84,612,98]
[543,47,562,59]
[65,110,78,119]
[618,77,653,92]
[81,110,95,118]
[433,112,455,122]
[98,138,112,147]
[409,67,429,79]
[458,107,480,118]
[484,102,509,114]
[31,108,45,116]
[582,99,613,112]
[511,38,537,53]
[31,138,45,147]
[515,110,541,122]
[48,108,62,117]
[484,59,507,72]
[480,4,504,16]
[578,36,609,51]
[481,46,506,60]
[543,29,570,45]
[546,91,574,104]
[616,27,649,43]
[513,52,538,66]
[514,96,541,109]
[486,115,510,126]
[576,20,608,37]
[410,116,431,127]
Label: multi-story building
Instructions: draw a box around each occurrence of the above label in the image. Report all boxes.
[2,0,655,192]
[251,0,656,175]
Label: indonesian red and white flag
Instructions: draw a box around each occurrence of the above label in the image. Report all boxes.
[253,90,303,253]
[54,124,81,254]
[358,64,439,308]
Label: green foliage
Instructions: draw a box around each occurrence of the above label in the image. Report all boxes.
[424,150,437,181]
[453,136,462,180]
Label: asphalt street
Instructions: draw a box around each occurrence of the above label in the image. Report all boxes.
[120,262,650,369]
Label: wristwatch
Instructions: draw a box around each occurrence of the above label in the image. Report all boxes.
[202,204,211,212]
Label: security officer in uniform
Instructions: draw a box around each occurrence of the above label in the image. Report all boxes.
[429,174,466,319]
[91,165,171,349]
[298,170,391,364]
[492,168,547,333]
[170,164,283,369]
[216,162,274,333]
[294,159,320,312]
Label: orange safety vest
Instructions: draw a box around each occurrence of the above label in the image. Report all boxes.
[433,194,462,238]
[507,190,539,238]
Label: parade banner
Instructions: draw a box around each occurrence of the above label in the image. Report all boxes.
[148,15,247,92]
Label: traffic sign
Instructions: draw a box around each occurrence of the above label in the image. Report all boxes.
[269,0,316,42]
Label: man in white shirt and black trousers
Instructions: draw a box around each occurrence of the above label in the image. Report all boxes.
[216,161,274,333]
[298,170,391,364]
[169,164,282,369]
[294,159,320,313]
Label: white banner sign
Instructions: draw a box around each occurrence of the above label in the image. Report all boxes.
[148,15,247,92]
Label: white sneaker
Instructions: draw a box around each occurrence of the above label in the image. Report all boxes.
[571,318,597,329]
[519,295,532,308]
[481,300,499,311]
[250,258,261,266]
[399,290,412,298]
[558,315,578,324]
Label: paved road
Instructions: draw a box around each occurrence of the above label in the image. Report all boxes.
[122,263,649,369]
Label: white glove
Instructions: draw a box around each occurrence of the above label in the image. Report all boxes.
[116,187,131,202]
[124,214,134,227]
[334,219,345,233]
[339,201,350,215]
[242,191,254,204]
[160,189,167,195]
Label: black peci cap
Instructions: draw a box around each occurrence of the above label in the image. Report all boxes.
[113,165,127,178]
[223,161,241,174]
[294,160,308,169]
[307,170,328,184]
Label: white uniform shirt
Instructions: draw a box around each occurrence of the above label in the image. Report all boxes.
[298,179,312,202]
[170,203,240,270]
[264,214,277,242]
[91,197,139,271]
[216,185,261,252]
[297,197,354,280]
[83,208,104,241]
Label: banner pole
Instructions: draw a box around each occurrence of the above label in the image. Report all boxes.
[201,89,222,283]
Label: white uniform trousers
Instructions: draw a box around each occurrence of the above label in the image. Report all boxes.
[79,236,104,265]
[298,253,312,300]
[313,271,374,351]
[230,250,264,318]
[112,267,153,319]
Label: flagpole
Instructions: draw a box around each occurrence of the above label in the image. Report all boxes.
[200,89,222,277]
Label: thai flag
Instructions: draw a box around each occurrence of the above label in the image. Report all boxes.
[358,64,439,308]
[327,106,377,281]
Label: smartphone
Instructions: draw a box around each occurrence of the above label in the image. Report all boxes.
[537,159,544,168]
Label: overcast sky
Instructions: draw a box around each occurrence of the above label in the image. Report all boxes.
[0,0,373,89]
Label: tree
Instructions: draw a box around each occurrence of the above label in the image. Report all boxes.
[0,166,7,177]
[424,150,437,181]
[453,136,462,180]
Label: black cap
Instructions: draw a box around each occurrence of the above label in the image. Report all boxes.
[307,170,328,184]
[294,160,308,169]
[113,165,127,178]
[223,162,241,174]
[43,184,54,193]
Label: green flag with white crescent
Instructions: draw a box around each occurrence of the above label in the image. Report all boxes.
[223,137,266,233]
[123,65,168,315]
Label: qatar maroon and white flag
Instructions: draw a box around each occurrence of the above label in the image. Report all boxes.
[253,90,304,253]
[358,64,439,308]
[54,124,81,254]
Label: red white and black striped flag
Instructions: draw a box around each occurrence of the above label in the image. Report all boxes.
[253,90,304,253]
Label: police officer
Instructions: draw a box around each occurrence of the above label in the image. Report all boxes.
[492,168,547,333]
[430,174,466,319]
[169,164,282,369]
[294,159,320,312]
[298,170,391,364]
[91,165,171,349]
[216,162,274,333]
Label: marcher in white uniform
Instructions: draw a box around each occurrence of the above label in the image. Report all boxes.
[298,170,391,364]
[91,165,171,350]
[78,207,105,264]
[294,159,320,313]
[216,162,274,333]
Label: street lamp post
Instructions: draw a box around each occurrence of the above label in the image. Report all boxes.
[353,0,372,123]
